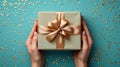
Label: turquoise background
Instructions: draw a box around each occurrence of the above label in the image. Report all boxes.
[0,0,120,67]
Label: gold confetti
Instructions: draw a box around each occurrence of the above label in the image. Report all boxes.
[54,0,57,2]
[44,2,46,4]
[2,0,7,6]
[8,3,13,6]
[2,22,7,26]
[18,24,23,27]
[112,0,114,2]
[3,56,7,58]
[108,44,110,50]
[102,1,105,6]
[13,56,17,60]
[98,48,101,53]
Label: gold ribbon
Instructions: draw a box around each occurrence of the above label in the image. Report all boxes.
[38,12,81,49]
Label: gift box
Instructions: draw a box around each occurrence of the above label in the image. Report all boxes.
[38,12,81,50]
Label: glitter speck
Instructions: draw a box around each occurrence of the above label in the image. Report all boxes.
[8,3,13,6]
[13,56,17,60]
[2,22,7,26]
[112,0,114,2]
[18,24,23,27]
[2,0,7,6]
[54,0,57,2]
[44,2,46,4]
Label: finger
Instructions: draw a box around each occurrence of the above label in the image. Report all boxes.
[31,31,38,51]
[26,37,33,52]
[40,51,44,67]
[26,39,32,54]
[82,18,93,47]
[82,31,89,50]
[26,38,32,46]
[26,20,38,47]
[74,51,78,59]
[74,51,78,66]
[28,19,38,39]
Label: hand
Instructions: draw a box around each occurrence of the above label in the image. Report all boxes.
[26,19,44,67]
[74,18,93,67]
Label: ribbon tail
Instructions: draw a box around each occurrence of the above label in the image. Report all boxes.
[56,34,64,48]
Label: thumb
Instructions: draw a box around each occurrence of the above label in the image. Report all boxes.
[82,31,89,51]
[31,31,38,51]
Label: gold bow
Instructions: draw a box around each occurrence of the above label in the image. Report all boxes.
[38,12,81,49]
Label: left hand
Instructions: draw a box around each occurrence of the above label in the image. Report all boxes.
[26,19,44,67]
[74,18,93,67]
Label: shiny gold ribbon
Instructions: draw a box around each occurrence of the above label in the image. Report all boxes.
[38,12,81,49]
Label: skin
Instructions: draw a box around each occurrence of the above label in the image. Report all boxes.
[74,18,93,67]
[26,18,93,67]
[26,19,44,67]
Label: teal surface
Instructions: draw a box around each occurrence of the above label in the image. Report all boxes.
[0,0,120,67]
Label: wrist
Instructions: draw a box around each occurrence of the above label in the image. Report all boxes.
[32,61,41,67]
[78,60,87,67]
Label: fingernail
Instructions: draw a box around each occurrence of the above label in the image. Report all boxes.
[83,31,85,35]
[34,31,37,35]
[36,18,38,21]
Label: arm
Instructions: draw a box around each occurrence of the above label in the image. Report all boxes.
[74,17,93,67]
